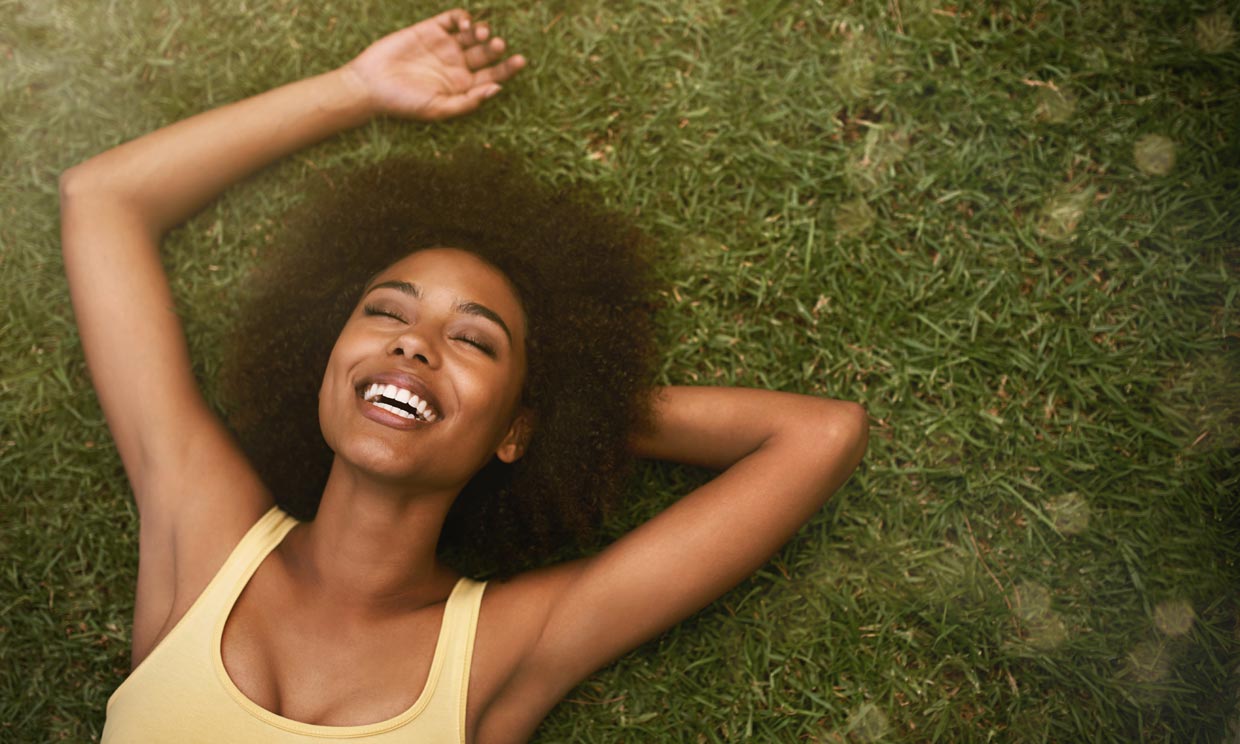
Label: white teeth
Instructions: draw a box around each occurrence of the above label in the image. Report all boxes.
[360,381,440,422]
[374,401,416,420]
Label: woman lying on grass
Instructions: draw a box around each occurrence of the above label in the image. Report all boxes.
[60,9,868,743]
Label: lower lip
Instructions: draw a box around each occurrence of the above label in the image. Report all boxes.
[356,395,432,430]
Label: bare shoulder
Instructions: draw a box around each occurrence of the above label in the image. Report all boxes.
[131,434,272,666]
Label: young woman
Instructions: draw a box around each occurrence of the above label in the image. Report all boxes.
[60,9,868,743]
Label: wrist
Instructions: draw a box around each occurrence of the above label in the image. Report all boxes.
[331,64,381,124]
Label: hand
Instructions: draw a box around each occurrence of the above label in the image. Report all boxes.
[342,9,526,121]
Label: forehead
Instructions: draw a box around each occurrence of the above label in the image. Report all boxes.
[371,248,526,334]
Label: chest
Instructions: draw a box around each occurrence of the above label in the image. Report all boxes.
[219,565,447,727]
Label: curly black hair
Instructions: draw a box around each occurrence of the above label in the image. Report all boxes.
[220,147,659,578]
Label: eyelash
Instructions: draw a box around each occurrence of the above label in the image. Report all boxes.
[364,304,407,322]
[363,304,496,358]
[456,334,496,357]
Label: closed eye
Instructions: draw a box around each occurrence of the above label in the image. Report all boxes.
[454,334,496,358]
[363,304,407,323]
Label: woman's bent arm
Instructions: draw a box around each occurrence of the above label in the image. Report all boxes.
[479,386,867,737]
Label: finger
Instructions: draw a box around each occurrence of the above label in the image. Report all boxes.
[431,8,471,33]
[463,36,506,70]
[431,84,501,119]
[471,54,527,86]
[455,20,491,47]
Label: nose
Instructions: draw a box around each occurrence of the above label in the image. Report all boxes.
[389,324,440,368]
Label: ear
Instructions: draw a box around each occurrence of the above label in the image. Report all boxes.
[495,407,536,464]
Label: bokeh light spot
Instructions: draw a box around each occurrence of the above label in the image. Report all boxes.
[1036,190,1091,241]
[1196,10,1236,53]
[845,128,910,192]
[835,198,876,238]
[1153,599,1195,637]
[1125,640,1172,683]
[1034,87,1076,124]
[1028,612,1069,650]
[1045,492,1090,535]
[1134,134,1176,176]
[1014,581,1052,621]
[834,32,881,101]
[1014,581,1068,649]
[847,703,891,742]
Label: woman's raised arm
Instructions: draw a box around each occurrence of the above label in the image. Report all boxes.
[60,70,369,512]
[58,9,524,662]
[60,9,524,512]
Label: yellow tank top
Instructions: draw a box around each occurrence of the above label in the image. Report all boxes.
[102,507,486,743]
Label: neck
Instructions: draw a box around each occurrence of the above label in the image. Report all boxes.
[281,457,460,615]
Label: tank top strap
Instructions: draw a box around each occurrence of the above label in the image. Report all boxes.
[432,577,487,737]
[213,506,301,595]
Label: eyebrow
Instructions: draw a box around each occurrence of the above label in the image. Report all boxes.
[365,280,513,343]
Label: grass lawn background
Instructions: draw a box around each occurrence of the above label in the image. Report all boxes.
[2,0,1238,740]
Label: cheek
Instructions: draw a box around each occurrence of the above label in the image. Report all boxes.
[316,376,339,450]
[318,376,332,421]
[467,368,527,442]
[317,343,351,443]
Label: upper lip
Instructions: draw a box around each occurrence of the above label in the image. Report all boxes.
[356,371,445,420]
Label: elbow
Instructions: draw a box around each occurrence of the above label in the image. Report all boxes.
[59,165,86,203]
[59,168,81,260]
[838,400,870,466]
[809,399,869,476]
[58,166,93,262]
[58,165,93,222]
[60,158,116,204]
[59,162,108,207]
[847,400,870,444]
[60,162,158,239]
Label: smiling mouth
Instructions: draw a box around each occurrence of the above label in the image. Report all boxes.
[361,383,440,423]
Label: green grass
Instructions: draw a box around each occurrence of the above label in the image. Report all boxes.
[3,0,1239,740]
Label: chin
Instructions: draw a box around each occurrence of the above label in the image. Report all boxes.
[331,439,417,482]
[329,436,481,494]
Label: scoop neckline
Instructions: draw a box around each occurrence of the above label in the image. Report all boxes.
[211,514,464,737]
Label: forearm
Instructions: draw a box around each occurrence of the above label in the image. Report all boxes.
[61,68,372,235]
[630,386,869,475]
[536,387,868,686]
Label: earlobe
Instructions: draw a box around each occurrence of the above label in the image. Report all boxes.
[495,407,535,463]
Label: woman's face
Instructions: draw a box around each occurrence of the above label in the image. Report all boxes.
[318,247,531,489]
